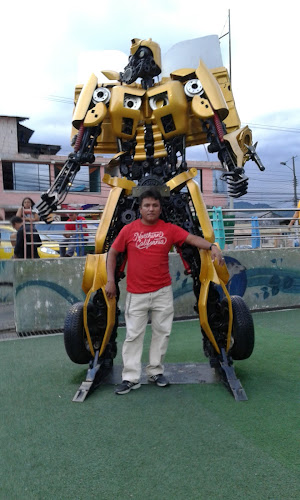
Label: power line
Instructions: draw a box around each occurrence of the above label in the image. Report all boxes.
[244,122,300,133]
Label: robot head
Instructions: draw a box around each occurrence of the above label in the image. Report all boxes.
[120,38,162,86]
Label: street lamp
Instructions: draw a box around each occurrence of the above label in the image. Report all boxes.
[280,156,298,207]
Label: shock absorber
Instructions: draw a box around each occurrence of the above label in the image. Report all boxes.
[213,112,224,143]
[74,122,84,152]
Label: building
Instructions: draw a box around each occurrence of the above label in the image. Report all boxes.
[0,116,229,221]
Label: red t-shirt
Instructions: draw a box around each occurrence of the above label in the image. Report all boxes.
[65,216,88,237]
[112,219,189,293]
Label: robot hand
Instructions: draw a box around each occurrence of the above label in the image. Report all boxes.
[245,142,265,172]
[219,169,249,198]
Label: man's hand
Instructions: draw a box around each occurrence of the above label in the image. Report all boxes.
[211,244,225,266]
[105,280,117,298]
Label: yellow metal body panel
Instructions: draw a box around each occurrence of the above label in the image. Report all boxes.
[82,253,116,357]
[198,249,232,354]
[94,186,123,254]
[196,61,228,121]
[184,178,232,352]
[101,70,120,80]
[72,73,98,130]
[186,177,214,241]
[134,123,167,161]
[94,175,135,254]
[84,102,107,127]
[191,95,214,119]
[109,86,145,139]
[102,173,136,192]
[166,167,197,191]
[147,81,188,139]
[223,126,252,167]
[152,124,168,158]
[212,67,241,131]
[133,124,147,161]
[70,63,242,153]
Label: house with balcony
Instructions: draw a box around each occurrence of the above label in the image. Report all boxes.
[0,116,229,221]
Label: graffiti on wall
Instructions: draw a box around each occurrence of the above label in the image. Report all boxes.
[173,255,300,307]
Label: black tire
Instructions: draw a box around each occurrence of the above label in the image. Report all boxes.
[228,295,255,360]
[64,302,92,364]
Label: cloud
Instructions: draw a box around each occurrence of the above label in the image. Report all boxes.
[1,0,299,206]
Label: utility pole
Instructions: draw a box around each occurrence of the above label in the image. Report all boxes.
[219,9,234,210]
[280,156,298,207]
[228,9,232,85]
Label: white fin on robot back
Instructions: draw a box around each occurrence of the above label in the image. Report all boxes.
[161,35,223,78]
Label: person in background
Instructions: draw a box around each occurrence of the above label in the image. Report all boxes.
[10,216,41,259]
[61,210,88,257]
[16,197,39,222]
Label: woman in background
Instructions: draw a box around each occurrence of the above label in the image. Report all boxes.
[16,197,39,222]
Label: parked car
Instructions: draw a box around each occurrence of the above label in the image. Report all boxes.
[0,224,61,259]
[38,235,61,258]
[0,225,16,259]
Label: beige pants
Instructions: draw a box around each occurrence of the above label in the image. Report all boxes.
[122,285,174,383]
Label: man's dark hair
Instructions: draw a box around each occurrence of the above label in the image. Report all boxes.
[10,216,23,225]
[138,189,162,207]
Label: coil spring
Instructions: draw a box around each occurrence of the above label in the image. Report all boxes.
[74,122,84,152]
[213,113,224,143]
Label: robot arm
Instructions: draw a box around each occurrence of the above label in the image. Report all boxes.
[36,74,109,222]
[185,60,265,198]
[36,124,100,221]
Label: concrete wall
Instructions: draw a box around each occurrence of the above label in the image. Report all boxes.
[0,260,14,303]
[1,247,299,333]
[0,116,18,155]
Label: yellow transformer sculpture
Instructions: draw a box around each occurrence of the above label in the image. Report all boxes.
[37,38,265,402]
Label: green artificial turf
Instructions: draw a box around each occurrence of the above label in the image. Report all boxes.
[0,310,299,500]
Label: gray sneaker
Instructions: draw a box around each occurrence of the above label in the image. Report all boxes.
[115,380,141,395]
[148,374,170,387]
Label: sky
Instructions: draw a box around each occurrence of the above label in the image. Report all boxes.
[1,0,299,207]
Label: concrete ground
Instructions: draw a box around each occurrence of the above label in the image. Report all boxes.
[0,303,18,339]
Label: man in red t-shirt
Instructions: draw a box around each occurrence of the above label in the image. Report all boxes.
[105,189,224,395]
[62,210,88,257]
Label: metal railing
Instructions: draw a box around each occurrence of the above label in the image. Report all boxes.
[2,206,298,258]
[219,207,297,249]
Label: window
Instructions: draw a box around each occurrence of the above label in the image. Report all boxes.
[54,165,101,193]
[196,169,203,190]
[213,170,227,193]
[2,162,50,191]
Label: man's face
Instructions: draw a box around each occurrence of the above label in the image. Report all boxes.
[139,197,161,225]
[68,212,77,221]
[12,221,22,231]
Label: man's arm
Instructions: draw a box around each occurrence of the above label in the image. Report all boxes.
[185,234,224,265]
[105,246,120,298]
[288,211,299,228]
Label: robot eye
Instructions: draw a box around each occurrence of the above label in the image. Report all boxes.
[149,92,169,110]
[124,94,142,110]
[184,79,204,98]
[139,50,145,58]
[92,87,111,105]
